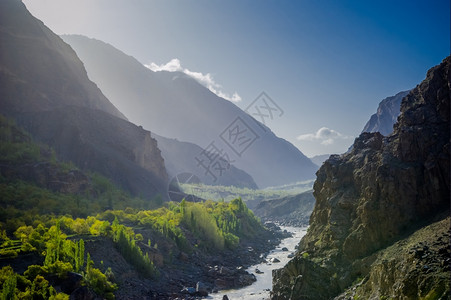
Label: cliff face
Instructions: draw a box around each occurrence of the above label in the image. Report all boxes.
[0,0,168,199]
[272,57,450,299]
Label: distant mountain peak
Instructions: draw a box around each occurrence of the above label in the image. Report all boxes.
[362,90,411,136]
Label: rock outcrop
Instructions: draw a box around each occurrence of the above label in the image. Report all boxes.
[272,57,450,299]
[335,217,450,300]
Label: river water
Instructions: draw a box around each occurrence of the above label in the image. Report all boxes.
[205,226,307,300]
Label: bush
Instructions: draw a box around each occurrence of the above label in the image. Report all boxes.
[0,249,18,258]
[223,232,239,249]
[45,261,73,278]
[85,255,117,299]
[24,265,47,281]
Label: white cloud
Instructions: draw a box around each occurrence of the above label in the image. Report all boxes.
[145,59,242,103]
[297,127,352,145]
[146,58,183,72]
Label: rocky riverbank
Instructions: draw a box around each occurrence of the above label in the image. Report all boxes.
[83,222,290,299]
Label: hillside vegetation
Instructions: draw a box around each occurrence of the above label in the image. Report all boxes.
[0,116,273,298]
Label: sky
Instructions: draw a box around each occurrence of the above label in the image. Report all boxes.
[23,0,450,157]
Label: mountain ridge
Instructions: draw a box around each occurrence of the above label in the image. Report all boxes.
[61,34,318,188]
[153,133,258,189]
[0,0,168,200]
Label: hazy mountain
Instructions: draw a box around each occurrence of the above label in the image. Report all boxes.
[273,57,450,299]
[252,190,315,226]
[0,0,168,199]
[362,90,410,135]
[62,35,318,188]
[309,154,330,167]
[153,133,258,189]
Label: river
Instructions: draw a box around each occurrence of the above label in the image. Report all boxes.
[205,226,307,300]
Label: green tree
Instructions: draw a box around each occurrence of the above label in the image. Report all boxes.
[75,239,84,273]
[1,273,16,300]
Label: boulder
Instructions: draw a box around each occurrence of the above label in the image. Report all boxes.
[196,281,209,297]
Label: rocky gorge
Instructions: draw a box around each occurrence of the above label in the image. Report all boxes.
[272,56,450,299]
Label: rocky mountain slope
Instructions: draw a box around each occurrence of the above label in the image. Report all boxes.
[253,190,315,226]
[152,133,257,188]
[0,0,168,199]
[362,90,410,135]
[272,57,450,299]
[61,34,318,188]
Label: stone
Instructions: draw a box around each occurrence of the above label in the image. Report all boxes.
[238,273,256,286]
[180,287,196,295]
[196,281,208,297]
[220,266,234,276]
[214,278,230,290]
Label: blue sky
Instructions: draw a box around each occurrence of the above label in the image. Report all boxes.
[23,0,450,156]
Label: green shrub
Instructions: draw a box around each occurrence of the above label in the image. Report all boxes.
[85,254,117,299]
[1,272,16,300]
[0,249,18,258]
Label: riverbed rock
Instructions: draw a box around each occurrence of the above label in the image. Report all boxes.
[214,278,230,290]
[181,286,196,295]
[220,266,234,276]
[196,281,208,297]
[238,273,257,286]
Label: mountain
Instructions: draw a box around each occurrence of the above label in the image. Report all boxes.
[0,0,168,200]
[362,90,410,135]
[252,190,315,226]
[153,133,258,188]
[309,154,330,168]
[272,57,450,299]
[61,34,318,188]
